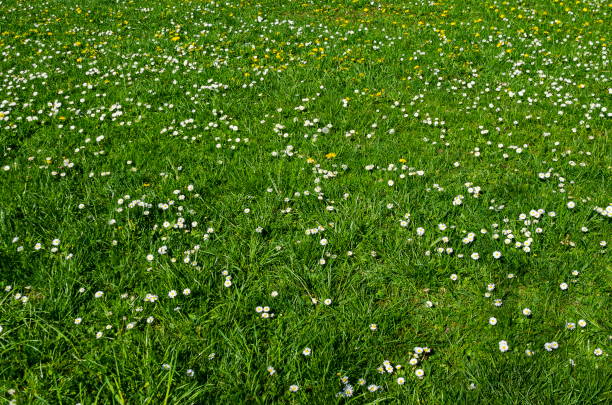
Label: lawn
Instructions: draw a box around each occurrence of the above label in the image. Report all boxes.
[0,0,610,403]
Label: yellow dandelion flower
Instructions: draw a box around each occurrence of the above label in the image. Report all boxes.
[325,153,336,159]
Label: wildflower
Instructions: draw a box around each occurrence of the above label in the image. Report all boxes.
[499,340,509,352]
[522,308,532,316]
[567,201,576,209]
[94,291,104,298]
[224,279,233,287]
[415,369,425,378]
[168,290,177,298]
[186,369,194,377]
[357,378,366,386]
[96,331,103,339]
[594,348,603,356]
[370,324,378,331]
[74,318,82,325]
[559,282,568,290]
[471,252,480,260]
[397,377,406,385]
[302,347,312,356]
[492,251,502,259]
[525,349,534,356]
[267,366,276,375]
[183,288,191,296]
[324,298,332,305]
[578,319,587,328]
[162,364,171,370]
[367,384,379,392]
[126,322,135,330]
[566,322,576,330]
[289,385,299,393]
[489,317,498,326]
[450,274,458,281]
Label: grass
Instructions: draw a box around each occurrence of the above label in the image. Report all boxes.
[0,0,610,403]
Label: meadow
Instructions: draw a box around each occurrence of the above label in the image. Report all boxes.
[0,0,610,403]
